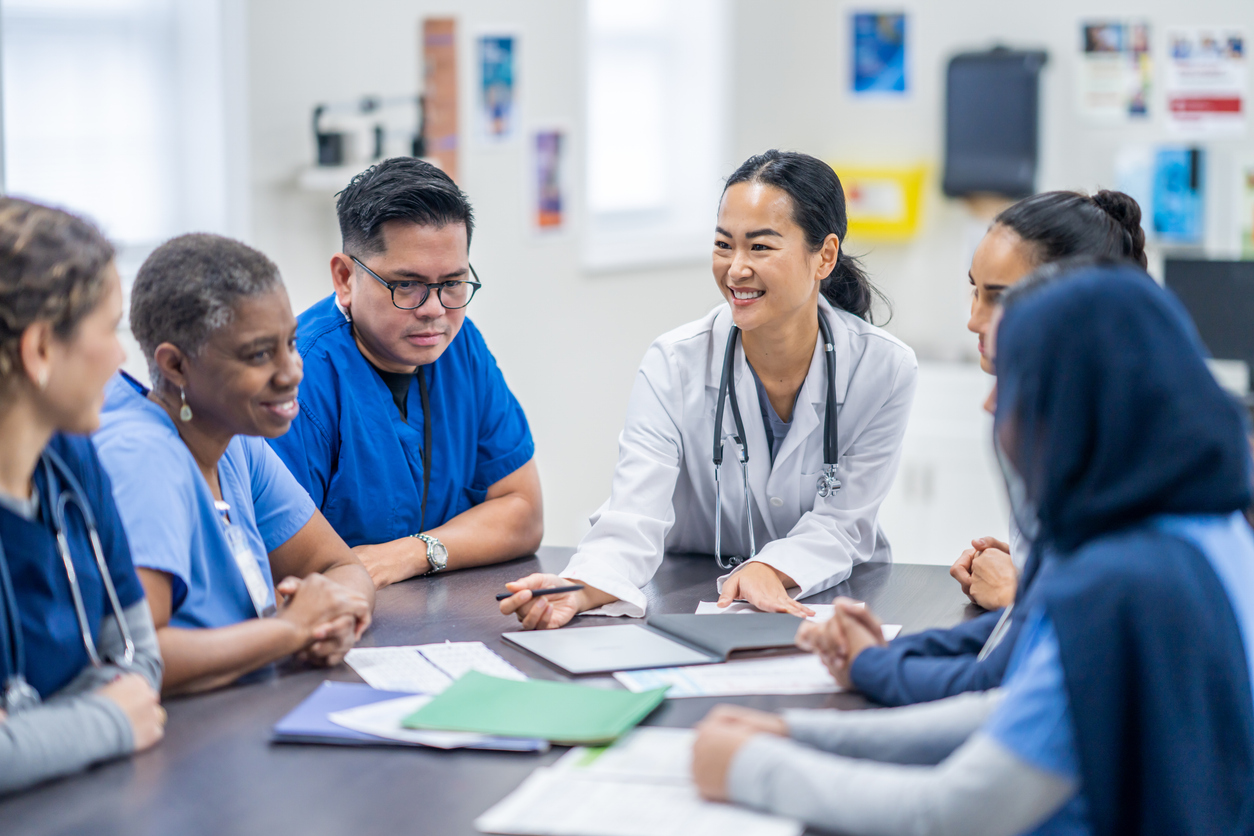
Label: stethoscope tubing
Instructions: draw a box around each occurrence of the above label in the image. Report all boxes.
[0,449,137,702]
[712,310,841,570]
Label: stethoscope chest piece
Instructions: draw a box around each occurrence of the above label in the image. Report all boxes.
[816,464,842,498]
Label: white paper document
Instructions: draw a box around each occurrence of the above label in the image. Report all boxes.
[328,693,549,752]
[345,641,526,694]
[613,654,844,698]
[694,601,902,639]
[553,728,695,782]
[476,729,801,836]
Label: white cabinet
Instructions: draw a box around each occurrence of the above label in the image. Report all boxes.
[878,363,1009,566]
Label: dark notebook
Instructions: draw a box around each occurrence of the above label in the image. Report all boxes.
[503,613,805,675]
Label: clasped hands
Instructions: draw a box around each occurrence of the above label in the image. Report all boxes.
[275,573,372,667]
[950,536,1018,610]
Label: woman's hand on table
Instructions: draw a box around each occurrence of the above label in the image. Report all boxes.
[98,673,166,751]
[717,562,815,618]
[276,574,372,662]
[796,597,887,689]
[951,536,1017,610]
[693,704,786,801]
[499,573,614,630]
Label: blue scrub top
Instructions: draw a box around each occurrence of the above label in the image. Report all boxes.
[267,295,535,546]
[0,433,145,698]
[983,512,1254,836]
[94,374,316,629]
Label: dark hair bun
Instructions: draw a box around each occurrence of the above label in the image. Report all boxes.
[1091,190,1147,269]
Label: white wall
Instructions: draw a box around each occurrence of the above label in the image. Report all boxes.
[242,0,1253,559]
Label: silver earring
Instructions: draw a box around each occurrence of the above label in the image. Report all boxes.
[179,387,193,422]
[36,369,49,391]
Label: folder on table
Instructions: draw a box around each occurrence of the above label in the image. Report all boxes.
[271,681,417,746]
[401,671,667,745]
[271,680,547,751]
[501,613,805,675]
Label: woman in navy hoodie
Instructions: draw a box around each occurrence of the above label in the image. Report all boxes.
[690,263,1254,836]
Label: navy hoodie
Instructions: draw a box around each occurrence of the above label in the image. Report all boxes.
[995,266,1254,836]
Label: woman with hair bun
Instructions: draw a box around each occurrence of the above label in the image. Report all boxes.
[502,149,918,628]
[809,188,1151,709]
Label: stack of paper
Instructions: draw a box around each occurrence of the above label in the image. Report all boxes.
[402,671,668,745]
[613,654,844,698]
[345,641,526,694]
[475,728,802,836]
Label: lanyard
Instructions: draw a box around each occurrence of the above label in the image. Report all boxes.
[418,365,430,533]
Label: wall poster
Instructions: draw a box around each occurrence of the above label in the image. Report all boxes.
[851,12,907,95]
[1166,28,1246,135]
[478,34,518,142]
[1078,20,1151,121]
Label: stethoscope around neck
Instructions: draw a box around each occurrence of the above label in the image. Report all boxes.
[712,310,842,570]
[0,448,135,713]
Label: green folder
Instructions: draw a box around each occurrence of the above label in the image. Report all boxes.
[400,671,668,745]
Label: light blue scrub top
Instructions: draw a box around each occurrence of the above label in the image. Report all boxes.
[984,512,1254,836]
[94,374,317,629]
[267,295,535,546]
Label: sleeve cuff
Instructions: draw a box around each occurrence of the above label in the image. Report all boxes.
[559,562,648,617]
[727,733,807,811]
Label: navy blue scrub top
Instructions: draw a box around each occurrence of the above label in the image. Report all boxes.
[268,295,535,547]
[0,433,145,698]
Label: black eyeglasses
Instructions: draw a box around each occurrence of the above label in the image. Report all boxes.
[351,256,482,311]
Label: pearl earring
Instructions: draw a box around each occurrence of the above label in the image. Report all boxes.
[36,369,49,390]
[179,387,193,422]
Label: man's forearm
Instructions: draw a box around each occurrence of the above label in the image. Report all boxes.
[428,490,543,570]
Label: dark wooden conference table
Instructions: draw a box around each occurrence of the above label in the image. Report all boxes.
[3,546,977,836]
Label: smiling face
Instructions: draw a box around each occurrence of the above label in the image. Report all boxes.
[40,265,126,434]
[333,220,470,373]
[182,288,302,439]
[712,182,837,334]
[968,223,1037,374]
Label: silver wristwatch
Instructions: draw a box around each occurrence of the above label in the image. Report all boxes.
[413,533,448,574]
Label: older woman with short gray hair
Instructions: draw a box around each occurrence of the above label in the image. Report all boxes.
[93,233,376,695]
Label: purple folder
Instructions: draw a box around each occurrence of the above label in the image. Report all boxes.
[271,680,547,752]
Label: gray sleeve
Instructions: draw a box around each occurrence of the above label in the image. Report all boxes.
[0,601,159,796]
[727,731,1075,836]
[59,601,164,695]
[0,693,133,795]
[782,689,1004,765]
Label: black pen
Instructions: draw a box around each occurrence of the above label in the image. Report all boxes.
[495,584,585,601]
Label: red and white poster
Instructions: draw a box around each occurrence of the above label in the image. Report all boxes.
[1165,27,1246,135]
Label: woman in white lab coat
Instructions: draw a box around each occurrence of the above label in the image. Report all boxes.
[501,150,917,628]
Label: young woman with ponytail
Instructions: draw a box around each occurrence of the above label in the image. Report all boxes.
[803,188,1151,711]
[502,150,918,627]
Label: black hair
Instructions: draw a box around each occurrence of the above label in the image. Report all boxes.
[336,157,475,256]
[723,150,888,323]
[0,197,115,387]
[994,190,1148,270]
[131,233,283,389]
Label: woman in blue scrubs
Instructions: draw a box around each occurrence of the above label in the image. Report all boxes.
[93,234,376,695]
[689,264,1254,835]
[0,198,165,793]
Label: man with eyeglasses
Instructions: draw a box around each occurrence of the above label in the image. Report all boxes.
[268,157,542,588]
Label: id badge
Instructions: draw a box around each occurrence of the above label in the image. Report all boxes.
[224,524,276,618]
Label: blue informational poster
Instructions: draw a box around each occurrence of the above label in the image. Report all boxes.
[852,12,907,94]
[1152,147,1204,244]
[478,35,516,141]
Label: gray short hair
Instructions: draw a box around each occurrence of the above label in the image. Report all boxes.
[130,233,282,388]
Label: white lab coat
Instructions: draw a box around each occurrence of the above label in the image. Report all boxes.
[562,297,918,616]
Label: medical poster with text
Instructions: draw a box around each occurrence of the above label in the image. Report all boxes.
[1165,28,1247,135]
